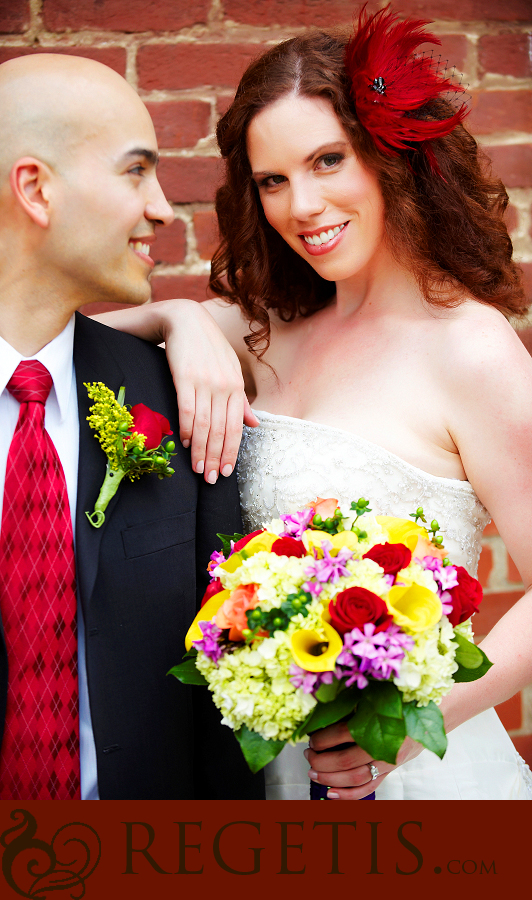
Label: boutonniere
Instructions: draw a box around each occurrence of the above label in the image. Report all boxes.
[84,382,176,528]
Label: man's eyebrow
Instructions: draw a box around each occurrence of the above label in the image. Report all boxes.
[122,148,160,166]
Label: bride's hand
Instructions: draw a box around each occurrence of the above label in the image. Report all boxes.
[90,298,258,482]
[304,721,424,800]
[160,299,258,482]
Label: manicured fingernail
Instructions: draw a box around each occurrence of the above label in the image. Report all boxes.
[195,460,204,474]
[222,464,233,477]
[327,792,339,799]
[308,770,318,781]
[308,738,315,749]
[182,439,190,448]
[303,749,310,761]
[207,470,218,484]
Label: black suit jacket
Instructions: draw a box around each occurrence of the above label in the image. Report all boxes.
[0,313,264,800]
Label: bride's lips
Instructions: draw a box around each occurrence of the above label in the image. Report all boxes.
[129,238,155,269]
[298,222,349,256]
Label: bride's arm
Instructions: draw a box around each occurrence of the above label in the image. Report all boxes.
[306,312,532,799]
[91,298,258,483]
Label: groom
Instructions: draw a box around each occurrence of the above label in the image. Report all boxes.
[0,53,263,800]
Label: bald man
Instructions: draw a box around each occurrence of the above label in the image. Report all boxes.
[0,54,264,800]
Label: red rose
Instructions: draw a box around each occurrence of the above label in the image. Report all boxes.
[232,530,264,553]
[271,537,307,558]
[130,403,173,450]
[363,542,412,575]
[329,586,393,635]
[200,578,224,607]
[447,566,483,626]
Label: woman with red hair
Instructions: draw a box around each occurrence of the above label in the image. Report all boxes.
[103,7,532,799]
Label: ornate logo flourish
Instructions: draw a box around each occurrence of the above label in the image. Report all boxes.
[1,809,101,898]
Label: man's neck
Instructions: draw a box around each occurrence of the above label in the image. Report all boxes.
[0,290,77,356]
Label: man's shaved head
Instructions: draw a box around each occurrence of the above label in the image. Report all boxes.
[0,53,173,355]
[0,54,152,179]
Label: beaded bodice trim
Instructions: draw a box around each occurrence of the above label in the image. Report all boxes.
[238,410,490,576]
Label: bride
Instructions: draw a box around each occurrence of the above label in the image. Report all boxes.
[99,8,532,799]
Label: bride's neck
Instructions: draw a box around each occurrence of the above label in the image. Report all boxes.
[333,257,420,319]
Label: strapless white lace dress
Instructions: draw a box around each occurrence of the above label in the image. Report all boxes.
[237,410,532,800]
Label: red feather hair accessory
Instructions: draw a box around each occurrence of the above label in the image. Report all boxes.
[345,5,468,170]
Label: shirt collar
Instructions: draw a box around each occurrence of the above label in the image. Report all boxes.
[0,316,75,422]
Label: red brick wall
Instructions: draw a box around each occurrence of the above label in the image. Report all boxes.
[1,2,531,766]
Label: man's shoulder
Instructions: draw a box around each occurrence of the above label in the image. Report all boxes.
[74,310,166,363]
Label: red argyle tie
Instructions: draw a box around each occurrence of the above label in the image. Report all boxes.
[0,360,80,799]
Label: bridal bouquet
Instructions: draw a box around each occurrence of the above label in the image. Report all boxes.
[169,497,491,773]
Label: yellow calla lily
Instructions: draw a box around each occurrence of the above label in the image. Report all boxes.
[290,620,343,672]
[328,531,360,554]
[386,583,442,634]
[376,516,429,552]
[185,589,231,650]
[218,553,244,574]
[242,532,279,555]
[301,529,332,557]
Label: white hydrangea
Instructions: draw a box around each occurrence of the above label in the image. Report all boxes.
[394,616,459,706]
[398,560,439,593]
[219,551,308,609]
[196,623,318,741]
[339,513,387,550]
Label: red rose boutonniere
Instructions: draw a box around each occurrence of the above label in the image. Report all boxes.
[84,383,176,528]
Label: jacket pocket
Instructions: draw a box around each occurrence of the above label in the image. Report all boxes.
[121,511,195,559]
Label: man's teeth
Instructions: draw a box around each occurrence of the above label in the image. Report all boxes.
[303,223,345,246]
[131,241,151,255]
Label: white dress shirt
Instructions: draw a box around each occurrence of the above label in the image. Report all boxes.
[0,317,99,799]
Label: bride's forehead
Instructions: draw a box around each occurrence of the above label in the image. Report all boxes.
[246,95,347,161]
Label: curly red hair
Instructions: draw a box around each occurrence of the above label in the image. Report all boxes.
[209,29,526,359]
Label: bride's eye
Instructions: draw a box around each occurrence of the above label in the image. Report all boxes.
[260,173,287,188]
[318,153,343,169]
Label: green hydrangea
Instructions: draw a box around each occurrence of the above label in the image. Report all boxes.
[394,616,459,706]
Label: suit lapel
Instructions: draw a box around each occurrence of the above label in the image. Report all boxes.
[73,313,126,609]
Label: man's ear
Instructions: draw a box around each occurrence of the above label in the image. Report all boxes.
[9,156,53,228]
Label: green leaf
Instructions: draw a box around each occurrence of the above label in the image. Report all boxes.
[454,646,493,682]
[364,680,404,718]
[299,686,361,736]
[216,532,244,556]
[403,700,448,759]
[234,726,286,774]
[167,658,207,686]
[453,631,483,669]
[346,687,406,764]
[315,676,341,704]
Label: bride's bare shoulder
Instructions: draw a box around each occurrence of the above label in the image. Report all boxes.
[436,299,532,392]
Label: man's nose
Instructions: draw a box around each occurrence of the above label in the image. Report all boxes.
[146,176,174,227]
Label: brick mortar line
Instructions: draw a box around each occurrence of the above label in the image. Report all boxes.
[154,260,211,276]
[6,23,531,44]
[481,534,522,591]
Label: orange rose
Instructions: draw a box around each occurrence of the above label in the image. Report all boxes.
[413,536,447,562]
[215,583,261,642]
[304,497,339,519]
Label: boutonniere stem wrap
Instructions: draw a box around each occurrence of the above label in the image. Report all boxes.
[84,383,176,528]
